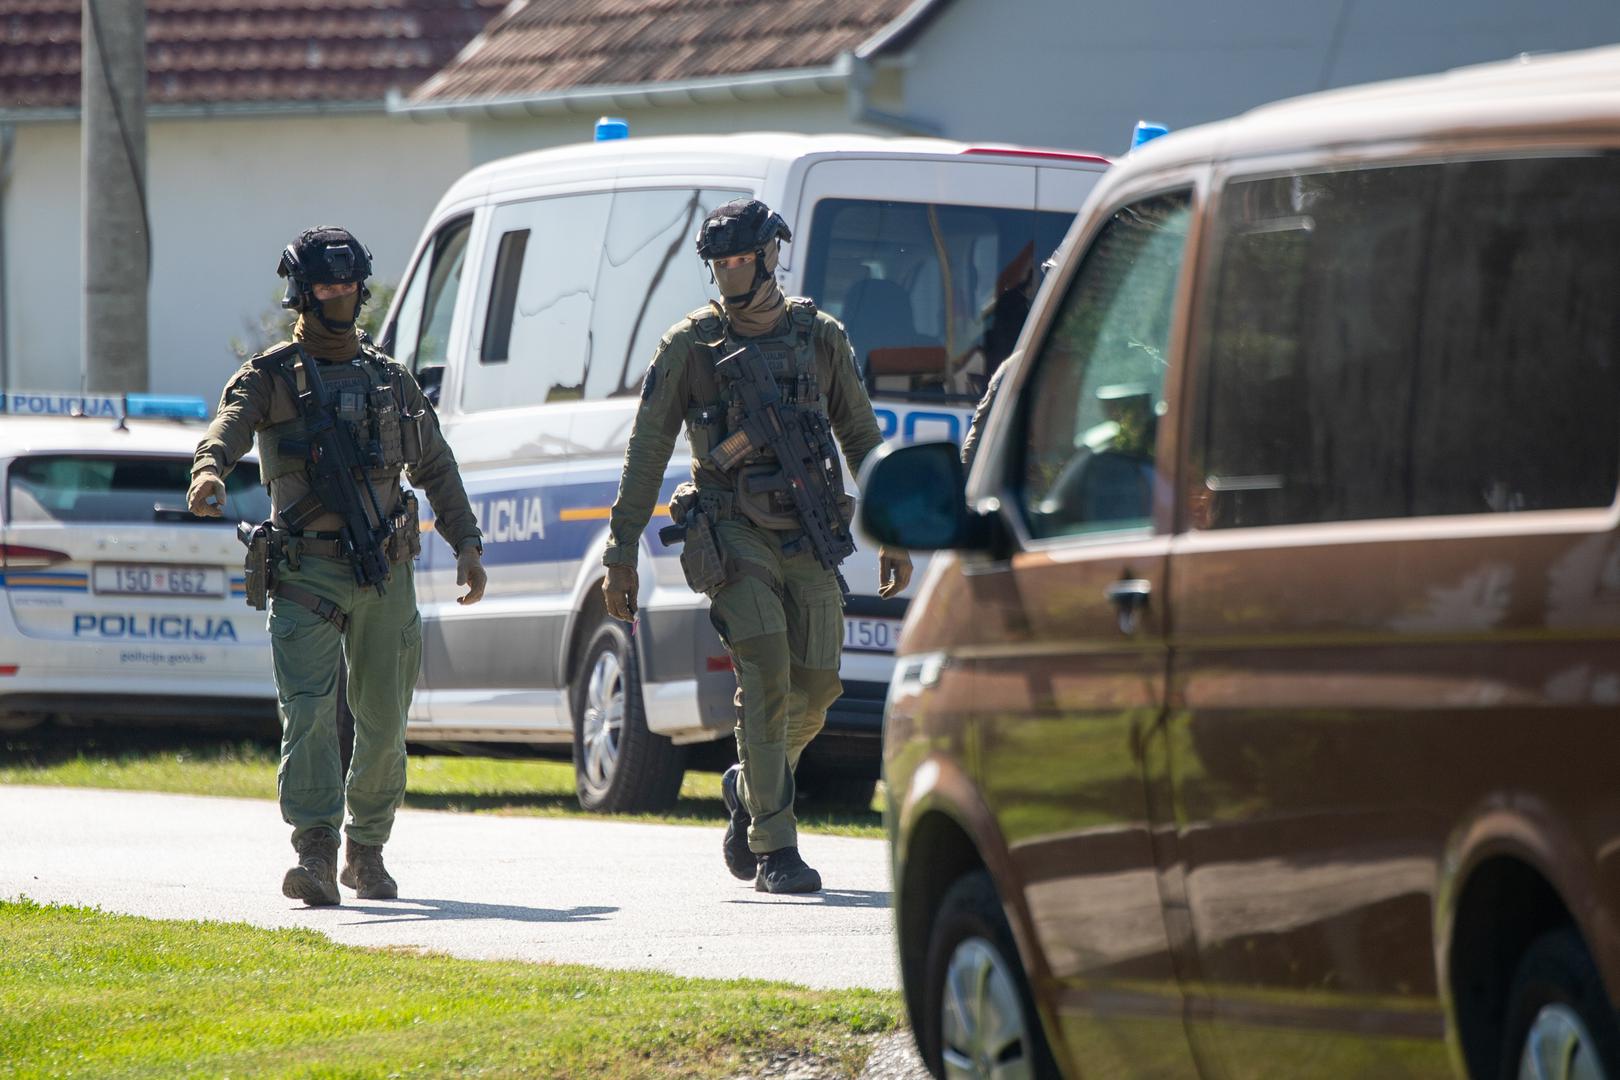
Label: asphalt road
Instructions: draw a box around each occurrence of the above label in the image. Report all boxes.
[0,785,901,992]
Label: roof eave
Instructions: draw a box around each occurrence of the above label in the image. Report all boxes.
[855,0,958,60]
[392,62,851,121]
[0,99,390,125]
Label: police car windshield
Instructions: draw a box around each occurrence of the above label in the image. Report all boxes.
[7,455,270,524]
[803,198,1073,404]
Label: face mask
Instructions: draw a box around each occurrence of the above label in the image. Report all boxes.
[714,261,759,304]
[317,291,360,329]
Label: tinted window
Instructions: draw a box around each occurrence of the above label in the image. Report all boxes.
[480,229,529,365]
[802,199,1074,403]
[1411,156,1620,516]
[8,455,271,524]
[1199,156,1620,530]
[387,216,470,377]
[1015,190,1192,540]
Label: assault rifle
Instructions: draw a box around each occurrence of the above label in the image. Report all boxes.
[280,348,394,593]
[711,344,855,598]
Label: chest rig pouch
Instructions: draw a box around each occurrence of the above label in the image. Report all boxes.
[255,351,427,491]
[699,301,830,531]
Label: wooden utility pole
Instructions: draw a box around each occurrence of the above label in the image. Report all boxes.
[82,0,148,393]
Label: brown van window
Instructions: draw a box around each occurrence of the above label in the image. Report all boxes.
[1198,155,1620,529]
[1015,190,1192,540]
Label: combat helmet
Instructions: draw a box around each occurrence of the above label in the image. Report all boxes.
[277,225,373,331]
[695,198,792,305]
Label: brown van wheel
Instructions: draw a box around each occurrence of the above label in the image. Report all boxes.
[921,869,1057,1080]
[570,617,686,814]
[1499,927,1620,1080]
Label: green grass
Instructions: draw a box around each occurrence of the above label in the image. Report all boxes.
[0,732,884,839]
[0,898,902,1079]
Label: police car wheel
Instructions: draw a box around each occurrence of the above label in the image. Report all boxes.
[570,617,686,814]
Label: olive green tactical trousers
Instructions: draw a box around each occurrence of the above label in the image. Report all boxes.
[709,519,845,853]
[267,553,421,849]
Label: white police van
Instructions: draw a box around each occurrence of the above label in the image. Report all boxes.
[379,130,1108,811]
[0,393,275,731]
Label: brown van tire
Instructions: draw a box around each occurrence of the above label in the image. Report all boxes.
[569,617,686,814]
[920,869,1057,1080]
[1498,927,1620,1080]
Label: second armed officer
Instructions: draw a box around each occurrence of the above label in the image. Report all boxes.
[189,226,485,907]
[602,199,911,894]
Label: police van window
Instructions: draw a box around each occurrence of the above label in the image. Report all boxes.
[1409,155,1620,516]
[1015,191,1191,540]
[460,192,612,413]
[580,187,744,400]
[387,216,470,379]
[7,455,271,524]
[480,230,529,364]
[802,199,1074,403]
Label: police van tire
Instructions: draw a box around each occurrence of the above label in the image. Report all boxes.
[570,618,686,814]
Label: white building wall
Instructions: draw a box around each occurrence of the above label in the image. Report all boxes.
[2,112,473,397]
[898,0,1620,154]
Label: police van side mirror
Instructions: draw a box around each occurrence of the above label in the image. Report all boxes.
[858,441,989,552]
[417,364,445,407]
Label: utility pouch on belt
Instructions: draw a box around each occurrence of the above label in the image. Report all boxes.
[658,482,727,595]
[236,520,278,611]
[385,490,422,564]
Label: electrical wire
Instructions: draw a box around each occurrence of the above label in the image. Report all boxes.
[84,0,152,278]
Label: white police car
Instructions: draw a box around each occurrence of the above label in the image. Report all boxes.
[0,393,274,732]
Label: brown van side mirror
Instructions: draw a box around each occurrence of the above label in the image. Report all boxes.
[858,441,992,552]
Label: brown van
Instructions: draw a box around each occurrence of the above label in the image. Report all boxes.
[861,45,1620,1080]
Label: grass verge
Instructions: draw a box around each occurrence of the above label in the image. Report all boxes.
[0,898,901,1079]
[0,732,884,839]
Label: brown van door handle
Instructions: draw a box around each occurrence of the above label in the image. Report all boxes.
[1105,578,1151,635]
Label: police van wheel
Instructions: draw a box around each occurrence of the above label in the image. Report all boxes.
[570,618,686,814]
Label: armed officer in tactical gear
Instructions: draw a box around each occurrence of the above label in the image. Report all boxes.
[602,198,911,894]
[188,226,486,907]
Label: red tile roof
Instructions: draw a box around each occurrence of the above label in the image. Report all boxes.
[408,0,918,105]
[0,0,507,112]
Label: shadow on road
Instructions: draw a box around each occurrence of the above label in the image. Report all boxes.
[724,888,890,910]
[324,899,619,925]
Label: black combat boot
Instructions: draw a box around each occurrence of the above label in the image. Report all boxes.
[755,846,822,894]
[721,763,757,881]
[282,829,340,907]
[340,838,399,900]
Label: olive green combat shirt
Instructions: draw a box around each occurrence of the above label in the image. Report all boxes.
[604,304,884,569]
[192,342,482,553]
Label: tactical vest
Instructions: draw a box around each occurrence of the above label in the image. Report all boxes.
[252,344,424,531]
[684,299,850,533]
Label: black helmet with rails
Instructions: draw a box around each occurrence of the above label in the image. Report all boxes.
[277,225,373,330]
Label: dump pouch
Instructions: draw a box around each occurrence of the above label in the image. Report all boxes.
[385,490,422,564]
[236,520,278,611]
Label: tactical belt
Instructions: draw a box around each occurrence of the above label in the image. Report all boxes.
[284,531,346,560]
[272,580,350,634]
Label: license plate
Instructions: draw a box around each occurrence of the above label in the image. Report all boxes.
[843,616,903,654]
[94,564,225,598]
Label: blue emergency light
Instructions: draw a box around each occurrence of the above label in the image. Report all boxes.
[1130,121,1170,151]
[595,116,629,142]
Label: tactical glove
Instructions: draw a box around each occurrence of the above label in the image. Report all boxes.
[187,471,226,517]
[603,564,639,622]
[456,543,487,605]
[878,546,913,599]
